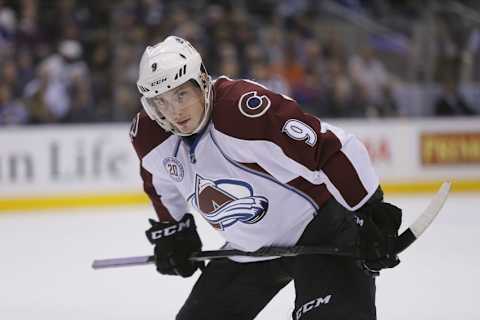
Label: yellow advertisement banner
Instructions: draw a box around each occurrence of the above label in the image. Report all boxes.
[421,132,480,165]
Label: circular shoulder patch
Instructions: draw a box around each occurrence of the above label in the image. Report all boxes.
[162,157,184,182]
[238,91,271,118]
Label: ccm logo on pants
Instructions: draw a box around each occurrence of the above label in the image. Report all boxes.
[295,295,332,319]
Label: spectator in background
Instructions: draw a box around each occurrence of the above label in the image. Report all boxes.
[349,45,393,117]
[214,41,241,79]
[89,40,112,121]
[15,49,35,89]
[262,26,286,71]
[1,58,22,97]
[0,4,16,52]
[291,68,325,115]
[322,27,348,64]
[433,13,462,83]
[111,43,142,121]
[0,57,31,124]
[324,58,365,118]
[29,39,92,122]
[0,83,28,125]
[112,83,140,122]
[277,45,305,91]
[462,27,480,83]
[250,61,291,96]
[23,66,56,123]
[219,58,240,79]
[215,41,240,77]
[434,79,476,116]
[63,70,94,123]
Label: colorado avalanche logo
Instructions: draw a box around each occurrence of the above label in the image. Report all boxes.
[189,175,268,230]
[238,91,271,118]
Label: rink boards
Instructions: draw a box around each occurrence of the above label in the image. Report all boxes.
[1,118,479,211]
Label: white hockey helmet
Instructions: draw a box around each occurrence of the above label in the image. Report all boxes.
[136,36,212,136]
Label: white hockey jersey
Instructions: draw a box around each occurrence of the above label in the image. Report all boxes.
[130,76,379,258]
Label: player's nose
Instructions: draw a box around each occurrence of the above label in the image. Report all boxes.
[172,103,189,117]
[171,103,182,113]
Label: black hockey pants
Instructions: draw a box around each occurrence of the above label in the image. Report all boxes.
[176,198,376,320]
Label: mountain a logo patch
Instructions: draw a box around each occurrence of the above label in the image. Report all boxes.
[189,175,268,230]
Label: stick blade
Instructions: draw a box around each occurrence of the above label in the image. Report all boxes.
[395,181,451,253]
[410,181,451,238]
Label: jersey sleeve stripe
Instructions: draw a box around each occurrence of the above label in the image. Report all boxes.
[141,167,175,221]
[287,177,331,210]
[239,162,271,176]
[322,151,368,208]
[239,162,332,210]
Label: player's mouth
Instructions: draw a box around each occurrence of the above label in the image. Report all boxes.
[176,118,190,127]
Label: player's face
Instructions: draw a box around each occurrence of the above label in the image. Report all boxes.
[148,81,205,134]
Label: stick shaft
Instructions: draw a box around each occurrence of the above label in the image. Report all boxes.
[92,255,153,269]
[92,246,354,269]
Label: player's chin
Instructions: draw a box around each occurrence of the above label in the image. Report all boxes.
[174,121,190,132]
[177,120,201,134]
[176,125,194,135]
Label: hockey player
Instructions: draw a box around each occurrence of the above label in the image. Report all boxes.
[131,36,402,320]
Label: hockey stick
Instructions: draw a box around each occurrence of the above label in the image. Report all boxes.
[92,181,451,270]
[91,246,355,269]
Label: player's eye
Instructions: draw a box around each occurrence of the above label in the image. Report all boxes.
[152,97,167,110]
[176,90,188,101]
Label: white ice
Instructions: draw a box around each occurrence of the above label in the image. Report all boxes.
[1,194,479,319]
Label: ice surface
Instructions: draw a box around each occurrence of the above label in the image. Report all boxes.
[1,194,479,319]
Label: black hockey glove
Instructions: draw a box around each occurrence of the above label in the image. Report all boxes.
[145,214,203,277]
[356,200,402,274]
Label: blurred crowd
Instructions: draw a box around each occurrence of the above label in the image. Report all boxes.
[0,0,479,126]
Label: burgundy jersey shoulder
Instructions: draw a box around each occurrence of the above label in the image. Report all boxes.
[212,76,312,140]
[129,111,173,159]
